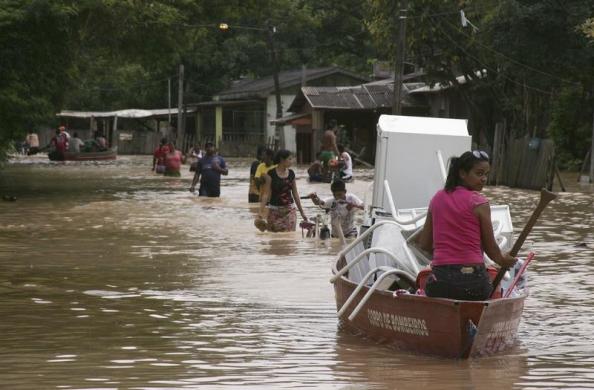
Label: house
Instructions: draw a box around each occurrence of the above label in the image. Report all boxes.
[189,66,370,154]
[274,74,478,163]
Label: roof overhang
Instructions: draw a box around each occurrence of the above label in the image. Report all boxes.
[270,112,311,126]
[57,107,196,119]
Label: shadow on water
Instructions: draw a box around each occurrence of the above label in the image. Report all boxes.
[0,155,593,389]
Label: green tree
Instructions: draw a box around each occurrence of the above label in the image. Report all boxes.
[0,1,78,159]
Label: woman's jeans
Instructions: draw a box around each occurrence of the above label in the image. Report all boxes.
[425,264,492,301]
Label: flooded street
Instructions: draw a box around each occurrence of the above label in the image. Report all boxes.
[1,155,593,389]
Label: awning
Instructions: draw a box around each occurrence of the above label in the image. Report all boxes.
[57,107,196,119]
[269,112,311,126]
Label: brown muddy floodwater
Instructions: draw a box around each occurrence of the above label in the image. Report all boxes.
[0,155,593,390]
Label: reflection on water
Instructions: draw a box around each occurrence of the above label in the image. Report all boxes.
[0,155,593,389]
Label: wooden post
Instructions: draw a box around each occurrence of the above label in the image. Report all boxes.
[215,106,223,148]
[168,77,172,126]
[490,122,503,185]
[392,0,408,115]
[590,110,594,182]
[177,64,184,144]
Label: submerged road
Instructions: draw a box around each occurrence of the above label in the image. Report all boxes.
[0,155,593,389]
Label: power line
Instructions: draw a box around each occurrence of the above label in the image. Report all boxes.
[428,16,554,96]
[439,17,579,86]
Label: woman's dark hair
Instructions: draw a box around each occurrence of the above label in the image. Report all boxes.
[444,151,490,192]
[273,149,292,164]
[263,148,274,158]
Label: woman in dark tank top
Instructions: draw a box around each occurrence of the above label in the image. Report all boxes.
[256,149,308,232]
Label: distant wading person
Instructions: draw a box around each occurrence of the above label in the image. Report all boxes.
[189,142,228,197]
[152,138,169,173]
[256,149,308,232]
[248,146,266,203]
[416,150,517,301]
[164,142,183,177]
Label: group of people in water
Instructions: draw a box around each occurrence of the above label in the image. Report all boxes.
[18,126,108,159]
[152,129,515,302]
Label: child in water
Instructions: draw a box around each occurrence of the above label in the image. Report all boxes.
[417,150,517,301]
[308,180,364,238]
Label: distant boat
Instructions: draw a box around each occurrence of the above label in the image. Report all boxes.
[48,147,117,161]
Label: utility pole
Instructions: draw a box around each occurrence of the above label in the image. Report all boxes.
[266,23,283,148]
[177,64,184,144]
[392,0,408,115]
[168,78,172,126]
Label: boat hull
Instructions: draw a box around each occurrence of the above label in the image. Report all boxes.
[334,271,526,358]
[48,148,117,161]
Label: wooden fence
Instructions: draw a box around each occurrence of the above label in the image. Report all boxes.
[490,133,556,190]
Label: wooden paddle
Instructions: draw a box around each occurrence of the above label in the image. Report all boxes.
[490,188,557,298]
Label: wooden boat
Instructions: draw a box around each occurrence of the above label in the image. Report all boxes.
[48,147,117,161]
[329,115,537,359]
[332,253,527,358]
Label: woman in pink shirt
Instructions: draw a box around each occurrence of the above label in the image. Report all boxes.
[417,150,516,300]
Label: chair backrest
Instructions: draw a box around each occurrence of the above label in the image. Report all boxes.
[343,240,368,284]
[370,223,420,276]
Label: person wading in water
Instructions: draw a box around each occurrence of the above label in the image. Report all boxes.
[256,149,308,232]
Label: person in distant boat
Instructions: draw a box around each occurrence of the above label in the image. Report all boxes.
[164,142,183,177]
[24,131,40,155]
[256,149,308,232]
[337,144,353,182]
[58,126,71,148]
[69,132,85,153]
[308,179,364,238]
[248,145,266,203]
[189,141,228,197]
[152,138,169,173]
[252,148,276,203]
[48,129,67,161]
[95,131,107,151]
[416,150,517,301]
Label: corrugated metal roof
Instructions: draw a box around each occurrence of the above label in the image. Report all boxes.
[289,82,424,111]
[215,66,369,100]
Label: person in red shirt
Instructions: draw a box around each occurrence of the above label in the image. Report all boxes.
[152,138,170,173]
[164,142,182,177]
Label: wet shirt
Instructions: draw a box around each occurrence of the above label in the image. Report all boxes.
[165,150,182,173]
[320,193,363,234]
[429,186,488,266]
[253,162,276,196]
[268,168,295,207]
[69,137,84,153]
[340,152,353,177]
[198,155,227,187]
[153,145,170,165]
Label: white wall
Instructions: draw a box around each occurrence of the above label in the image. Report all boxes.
[266,94,296,151]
